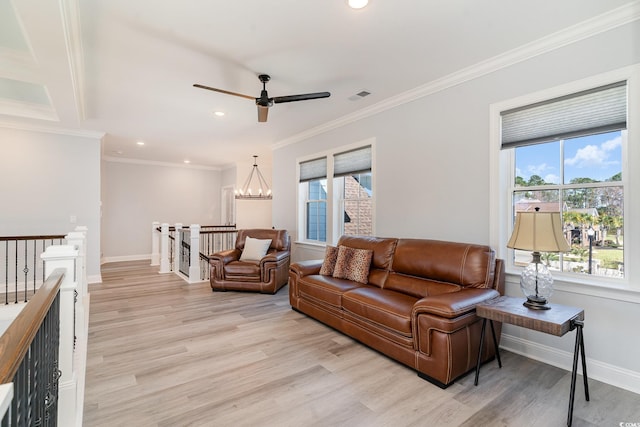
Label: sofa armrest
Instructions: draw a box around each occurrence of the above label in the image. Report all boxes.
[210,248,241,265]
[412,288,500,319]
[289,260,323,278]
[260,250,290,265]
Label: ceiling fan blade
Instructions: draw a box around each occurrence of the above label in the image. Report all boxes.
[193,84,255,100]
[272,92,331,104]
[257,105,269,122]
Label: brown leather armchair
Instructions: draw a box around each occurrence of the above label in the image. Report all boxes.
[209,229,291,294]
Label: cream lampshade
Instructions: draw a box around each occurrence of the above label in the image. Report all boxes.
[507,208,571,310]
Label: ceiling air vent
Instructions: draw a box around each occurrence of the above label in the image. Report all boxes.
[348,90,371,101]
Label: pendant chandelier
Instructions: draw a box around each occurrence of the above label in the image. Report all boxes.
[235,155,272,200]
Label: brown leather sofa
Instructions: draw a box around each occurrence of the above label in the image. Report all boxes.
[289,235,505,387]
[209,229,291,294]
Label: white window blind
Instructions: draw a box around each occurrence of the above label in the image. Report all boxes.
[299,157,327,182]
[501,81,627,149]
[333,145,372,177]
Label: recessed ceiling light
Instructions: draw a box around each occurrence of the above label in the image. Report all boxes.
[184,160,191,164]
[348,0,368,9]
[136,141,145,146]
[213,111,225,117]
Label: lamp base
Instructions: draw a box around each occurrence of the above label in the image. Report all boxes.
[523,295,551,310]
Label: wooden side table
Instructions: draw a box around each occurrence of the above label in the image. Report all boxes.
[474,295,589,427]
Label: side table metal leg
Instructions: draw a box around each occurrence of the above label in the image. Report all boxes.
[474,318,487,386]
[489,320,502,368]
[568,321,586,427]
[578,323,589,401]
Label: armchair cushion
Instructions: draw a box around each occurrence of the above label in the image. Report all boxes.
[239,236,272,261]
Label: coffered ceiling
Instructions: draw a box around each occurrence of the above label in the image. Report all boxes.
[0,0,637,168]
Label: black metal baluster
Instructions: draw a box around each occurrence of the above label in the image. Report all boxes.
[33,239,37,294]
[4,240,8,305]
[14,240,18,304]
[23,241,29,302]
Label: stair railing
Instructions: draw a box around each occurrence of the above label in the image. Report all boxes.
[152,222,237,282]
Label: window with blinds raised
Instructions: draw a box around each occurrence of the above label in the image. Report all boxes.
[503,81,627,279]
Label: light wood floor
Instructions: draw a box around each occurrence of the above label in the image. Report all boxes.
[84,260,640,427]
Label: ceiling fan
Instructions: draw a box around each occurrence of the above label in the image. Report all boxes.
[194,74,330,122]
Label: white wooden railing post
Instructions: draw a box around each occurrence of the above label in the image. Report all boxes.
[0,383,13,423]
[159,223,170,273]
[150,221,160,266]
[189,224,201,282]
[66,228,87,300]
[174,223,183,275]
[41,245,79,427]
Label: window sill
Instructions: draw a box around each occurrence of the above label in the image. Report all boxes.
[294,240,327,249]
[505,270,640,304]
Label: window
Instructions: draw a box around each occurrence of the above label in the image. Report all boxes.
[306,179,327,241]
[512,131,624,278]
[300,157,327,242]
[333,146,373,237]
[339,173,372,236]
[298,144,373,244]
[493,74,632,286]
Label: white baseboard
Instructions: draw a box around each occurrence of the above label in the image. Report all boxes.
[501,333,640,395]
[101,254,151,264]
[87,274,102,284]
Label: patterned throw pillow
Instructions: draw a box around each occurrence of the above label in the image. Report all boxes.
[319,245,339,276]
[332,246,373,284]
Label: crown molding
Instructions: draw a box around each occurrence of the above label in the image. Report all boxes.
[102,155,221,171]
[59,0,86,122]
[0,120,104,139]
[272,1,640,150]
[0,98,58,121]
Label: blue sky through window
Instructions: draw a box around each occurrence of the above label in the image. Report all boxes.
[515,131,622,184]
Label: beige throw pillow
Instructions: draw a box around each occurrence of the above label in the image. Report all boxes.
[332,246,373,284]
[239,236,272,261]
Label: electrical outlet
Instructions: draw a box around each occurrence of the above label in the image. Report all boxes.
[70,215,77,224]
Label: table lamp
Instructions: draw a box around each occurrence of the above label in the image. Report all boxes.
[507,208,571,310]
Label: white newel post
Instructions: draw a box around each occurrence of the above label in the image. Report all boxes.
[66,229,87,300]
[41,245,78,427]
[150,221,160,266]
[159,223,170,273]
[174,223,183,275]
[189,224,201,282]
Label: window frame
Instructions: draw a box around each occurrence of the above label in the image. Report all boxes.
[490,65,640,302]
[297,139,375,246]
[335,172,373,237]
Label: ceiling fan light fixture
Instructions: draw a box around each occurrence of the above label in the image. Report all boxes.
[348,0,369,9]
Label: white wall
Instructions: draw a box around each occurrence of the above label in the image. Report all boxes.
[272,21,640,392]
[101,160,222,261]
[0,127,102,281]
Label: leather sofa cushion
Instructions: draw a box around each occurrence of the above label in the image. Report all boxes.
[298,275,364,308]
[384,273,461,299]
[237,229,290,252]
[391,239,495,288]
[342,287,416,337]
